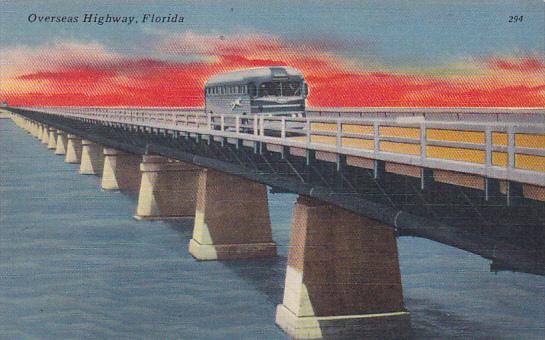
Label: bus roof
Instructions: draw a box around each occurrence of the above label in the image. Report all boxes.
[205,66,303,87]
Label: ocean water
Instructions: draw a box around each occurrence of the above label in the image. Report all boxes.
[1,119,543,339]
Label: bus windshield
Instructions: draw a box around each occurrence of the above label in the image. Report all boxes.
[258,81,302,97]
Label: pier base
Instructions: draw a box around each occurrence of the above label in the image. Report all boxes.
[134,155,200,220]
[47,128,57,149]
[275,196,410,339]
[79,140,104,175]
[65,134,82,163]
[188,169,276,260]
[101,148,142,191]
[55,130,67,155]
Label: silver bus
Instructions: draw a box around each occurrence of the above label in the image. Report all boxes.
[204,66,308,120]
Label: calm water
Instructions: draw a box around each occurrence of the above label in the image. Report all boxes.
[1,119,544,339]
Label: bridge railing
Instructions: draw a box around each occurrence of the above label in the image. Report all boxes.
[19,106,545,186]
[306,107,545,124]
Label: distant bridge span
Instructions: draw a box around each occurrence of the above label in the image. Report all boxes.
[6,106,545,339]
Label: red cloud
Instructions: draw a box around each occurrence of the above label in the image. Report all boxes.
[486,56,545,72]
[2,35,544,108]
[17,68,115,82]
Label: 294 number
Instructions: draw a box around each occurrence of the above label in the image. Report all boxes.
[508,16,523,23]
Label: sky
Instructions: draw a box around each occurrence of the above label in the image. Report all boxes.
[0,0,544,107]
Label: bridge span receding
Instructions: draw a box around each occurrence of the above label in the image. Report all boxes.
[6,106,545,339]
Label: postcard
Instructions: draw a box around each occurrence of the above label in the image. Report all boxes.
[1,1,544,339]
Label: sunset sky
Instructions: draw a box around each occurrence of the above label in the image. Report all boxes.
[0,0,544,107]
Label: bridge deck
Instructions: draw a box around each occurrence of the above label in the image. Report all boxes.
[14,106,545,187]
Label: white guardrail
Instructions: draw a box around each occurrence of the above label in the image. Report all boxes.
[19,106,545,186]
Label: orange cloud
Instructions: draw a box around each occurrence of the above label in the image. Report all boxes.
[1,34,543,108]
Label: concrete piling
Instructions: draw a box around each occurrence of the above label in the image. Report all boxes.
[65,134,83,164]
[79,140,105,175]
[47,128,57,149]
[40,125,49,144]
[101,148,142,191]
[134,155,201,220]
[188,169,277,260]
[55,130,68,155]
[275,196,410,339]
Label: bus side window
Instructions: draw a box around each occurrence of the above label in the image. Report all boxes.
[303,82,309,97]
[248,83,257,97]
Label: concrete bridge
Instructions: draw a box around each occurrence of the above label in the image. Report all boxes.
[6,106,545,339]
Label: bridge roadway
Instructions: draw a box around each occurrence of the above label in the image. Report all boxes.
[6,106,545,339]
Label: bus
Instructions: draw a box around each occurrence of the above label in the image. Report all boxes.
[204,66,308,122]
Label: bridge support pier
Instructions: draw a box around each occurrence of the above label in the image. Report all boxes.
[55,130,67,155]
[134,155,200,220]
[47,128,57,150]
[79,140,105,175]
[35,123,42,139]
[40,125,49,145]
[101,148,142,191]
[276,196,410,339]
[65,134,83,164]
[188,169,276,260]
[34,123,40,138]
[22,119,29,132]
[29,122,37,137]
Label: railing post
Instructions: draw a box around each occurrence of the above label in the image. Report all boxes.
[260,116,265,136]
[336,119,342,151]
[221,115,225,131]
[507,126,515,171]
[235,115,240,134]
[281,117,286,139]
[207,112,212,130]
[373,122,380,154]
[420,122,427,163]
[485,126,492,169]
[253,115,258,136]
[306,118,311,145]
